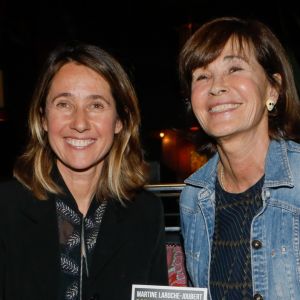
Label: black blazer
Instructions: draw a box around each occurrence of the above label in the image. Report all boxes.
[0,179,168,300]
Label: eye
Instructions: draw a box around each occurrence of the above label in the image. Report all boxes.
[229,66,243,73]
[55,100,71,109]
[89,101,105,110]
[193,71,209,83]
[196,74,209,81]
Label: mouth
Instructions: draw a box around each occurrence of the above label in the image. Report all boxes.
[209,103,241,113]
[65,138,95,148]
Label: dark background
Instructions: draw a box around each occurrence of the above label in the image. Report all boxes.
[0,0,299,180]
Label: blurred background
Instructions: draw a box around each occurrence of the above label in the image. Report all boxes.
[0,0,299,183]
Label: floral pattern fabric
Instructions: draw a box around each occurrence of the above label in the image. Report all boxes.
[56,197,106,300]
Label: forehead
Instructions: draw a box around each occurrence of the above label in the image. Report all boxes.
[190,36,257,74]
[53,62,103,82]
[45,62,114,104]
[219,37,254,61]
[48,62,111,92]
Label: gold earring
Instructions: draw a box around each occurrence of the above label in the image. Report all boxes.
[266,99,275,111]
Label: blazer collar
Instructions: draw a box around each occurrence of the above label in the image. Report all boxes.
[90,199,133,279]
[21,194,60,299]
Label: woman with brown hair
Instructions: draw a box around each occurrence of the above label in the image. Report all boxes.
[179,17,300,299]
[0,42,168,300]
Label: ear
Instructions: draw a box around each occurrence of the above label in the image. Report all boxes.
[269,73,282,105]
[114,119,123,134]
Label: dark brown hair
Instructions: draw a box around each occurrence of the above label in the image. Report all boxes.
[179,17,300,155]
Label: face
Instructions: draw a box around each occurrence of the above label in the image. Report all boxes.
[43,62,122,174]
[191,39,278,141]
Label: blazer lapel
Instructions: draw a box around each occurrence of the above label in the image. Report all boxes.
[90,200,132,278]
[20,196,60,299]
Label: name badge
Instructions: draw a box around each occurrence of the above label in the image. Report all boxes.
[131,285,207,300]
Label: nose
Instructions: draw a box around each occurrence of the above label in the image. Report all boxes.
[209,77,227,96]
[70,108,90,133]
[209,87,227,96]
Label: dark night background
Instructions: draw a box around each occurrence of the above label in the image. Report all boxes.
[0,0,299,181]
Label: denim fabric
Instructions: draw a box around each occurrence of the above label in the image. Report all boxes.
[180,139,300,299]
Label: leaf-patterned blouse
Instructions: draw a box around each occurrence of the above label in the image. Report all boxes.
[55,193,106,300]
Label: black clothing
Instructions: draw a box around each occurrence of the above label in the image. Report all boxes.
[0,178,168,300]
[209,176,264,300]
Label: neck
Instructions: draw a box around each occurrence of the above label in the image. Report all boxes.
[57,161,101,216]
[216,131,270,193]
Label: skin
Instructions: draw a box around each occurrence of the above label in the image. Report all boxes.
[43,62,122,214]
[191,38,280,193]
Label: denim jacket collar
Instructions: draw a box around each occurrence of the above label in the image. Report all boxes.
[184,139,294,190]
[264,139,294,188]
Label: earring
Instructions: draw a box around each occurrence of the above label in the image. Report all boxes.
[266,99,276,111]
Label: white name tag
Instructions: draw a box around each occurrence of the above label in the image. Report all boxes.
[131,284,207,300]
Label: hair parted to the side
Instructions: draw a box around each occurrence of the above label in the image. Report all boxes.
[14,41,148,202]
[179,17,300,156]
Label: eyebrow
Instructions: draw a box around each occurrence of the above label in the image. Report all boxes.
[50,92,111,103]
[223,54,248,63]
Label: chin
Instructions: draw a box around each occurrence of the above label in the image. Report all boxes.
[59,160,102,173]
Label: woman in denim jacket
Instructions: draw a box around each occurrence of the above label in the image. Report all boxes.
[179,17,300,300]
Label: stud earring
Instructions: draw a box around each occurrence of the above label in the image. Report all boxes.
[266,99,276,112]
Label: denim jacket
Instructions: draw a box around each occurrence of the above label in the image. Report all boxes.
[180,139,300,300]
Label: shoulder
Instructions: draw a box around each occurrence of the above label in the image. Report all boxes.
[181,154,218,199]
[130,189,163,215]
[111,189,164,224]
[0,178,29,198]
[0,179,31,228]
[270,139,300,156]
[133,189,162,205]
[184,153,218,187]
[286,140,300,153]
[0,178,35,209]
[275,140,300,169]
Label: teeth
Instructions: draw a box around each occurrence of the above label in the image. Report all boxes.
[210,103,240,113]
[66,138,94,147]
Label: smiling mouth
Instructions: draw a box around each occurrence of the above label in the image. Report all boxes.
[209,103,241,113]
[65,138,95,147]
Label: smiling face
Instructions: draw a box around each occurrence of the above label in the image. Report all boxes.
[191,38,278,142]
[42,62,122,175]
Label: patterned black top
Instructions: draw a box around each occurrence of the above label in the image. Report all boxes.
[55,181,106,300]
[209,176,264,300]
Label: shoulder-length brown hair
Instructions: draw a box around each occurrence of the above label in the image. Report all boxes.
[179,17,300,156]
[14,41,147,202]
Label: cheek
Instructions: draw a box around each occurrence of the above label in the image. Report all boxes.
[93,117,119,137]
[191,95,206,120]
[243,98,267,127]
[95,113,121,132]
[191,85,207,107]
[190,103,207,129]
[44,114,64,137]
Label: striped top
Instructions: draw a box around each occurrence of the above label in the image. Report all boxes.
[209,176,264,300]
